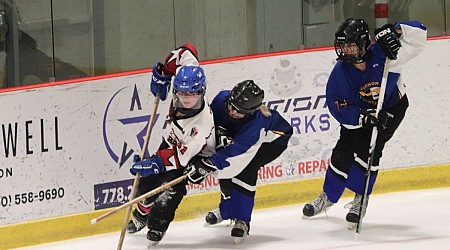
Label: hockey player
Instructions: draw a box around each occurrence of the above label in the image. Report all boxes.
[302,18,427,228]
[149,44,199,102]
[127,45,216,245]
[189,80,293,244]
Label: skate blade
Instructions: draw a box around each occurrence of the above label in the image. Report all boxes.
[347,222,357,230]
[204,220,232,227]
[233,236,246,245]
[301,212,326,219]
[203,221,222,227]
[301,214,313,219]
[147,240,160,248]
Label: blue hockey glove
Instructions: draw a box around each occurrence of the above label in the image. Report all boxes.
[130,154,166,177]
[375,24,401,60]
[184,156,216,184]
[150,62,172,101]
[133,154,141,163]
[359,109,394,130]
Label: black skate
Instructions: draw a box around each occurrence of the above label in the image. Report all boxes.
[231,220,249,245]
[303,192,333,217]
[205,208,224,226]
[345,194,369,230]
[147,229,166,247]
[126,216,146,234]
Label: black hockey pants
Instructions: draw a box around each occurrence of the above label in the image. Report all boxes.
[331,95,409,175]
[135,169,186,232]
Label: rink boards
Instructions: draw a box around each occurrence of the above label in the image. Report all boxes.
[0,38,449,249]
[1,164,450,249]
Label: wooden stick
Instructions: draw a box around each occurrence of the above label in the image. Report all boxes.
[116,93,160,250]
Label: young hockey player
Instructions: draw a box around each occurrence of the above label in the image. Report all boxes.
[188,80,293,244]
[302,18,427,228]
[127,45,216,246]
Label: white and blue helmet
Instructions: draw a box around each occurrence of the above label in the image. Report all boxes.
[172,66,207,116]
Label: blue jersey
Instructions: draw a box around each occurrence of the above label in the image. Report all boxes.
[209,90,292,178]
[326,21,427,128]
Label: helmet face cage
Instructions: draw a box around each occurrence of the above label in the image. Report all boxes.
[226,80,264,119]
[172,66,206,115]
[334,18,370,64]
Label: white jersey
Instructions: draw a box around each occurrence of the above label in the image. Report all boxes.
[163,44,199,76]
[155,43,214,170]
[159,98,216,171]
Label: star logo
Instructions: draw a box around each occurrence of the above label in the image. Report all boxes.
[102,85,161,168]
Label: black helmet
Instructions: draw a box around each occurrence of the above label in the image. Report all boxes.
[227,80,264,115]
[334,18,370,64]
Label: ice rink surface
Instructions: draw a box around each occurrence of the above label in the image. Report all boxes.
[17,187,450,250]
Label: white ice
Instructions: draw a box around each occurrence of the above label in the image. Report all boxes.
[17,187,450,250]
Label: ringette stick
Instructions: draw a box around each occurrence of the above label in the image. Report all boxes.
[355,58,390,238]
[116,93,160,250]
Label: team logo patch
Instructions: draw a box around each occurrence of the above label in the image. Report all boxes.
[189,127,198,137]
[359,81,380,106]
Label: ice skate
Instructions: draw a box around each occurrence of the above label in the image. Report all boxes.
[345,194,368,230]
[147,229,166,247]
[231,220,249,245]
[205,208,224,226]
[147,240,159,248]
[127,216,147,234]
[302,192,334,217]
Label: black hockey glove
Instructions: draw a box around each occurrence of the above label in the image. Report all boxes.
[216,126,233,150]
[184,156,217,184]
[375,24,401,60]
[359,109,394,130]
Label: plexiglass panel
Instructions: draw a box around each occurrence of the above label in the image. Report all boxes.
[0,0,447,88]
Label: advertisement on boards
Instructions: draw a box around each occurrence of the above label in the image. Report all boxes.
[1,40,449,224]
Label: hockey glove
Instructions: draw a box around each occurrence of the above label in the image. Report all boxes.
[130,154,166,177]
[184,156,216,184]
[150,62,172,101]
[359,109,394,130]
[215,126,233,150]
[374,24,402,60]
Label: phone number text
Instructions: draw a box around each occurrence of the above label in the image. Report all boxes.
[94,179,134,210]
[1,188,65,207]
